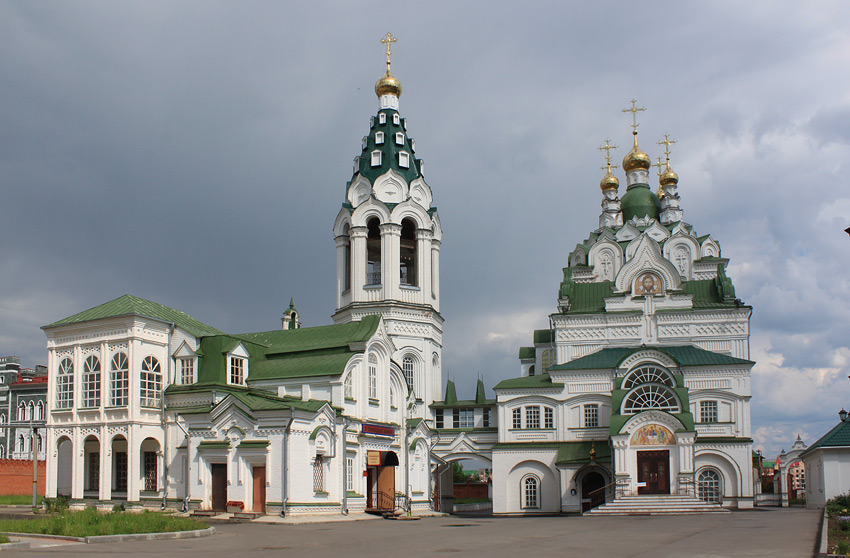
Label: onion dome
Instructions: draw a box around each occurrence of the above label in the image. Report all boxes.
[622,134,651,172]
[375,69,402,98]
[600,168,619,191]
[620,184,661,222]
[660,165,679,187]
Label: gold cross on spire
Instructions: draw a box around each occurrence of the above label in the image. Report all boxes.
[621,99,646,136]
[380,32,397,73]
[653,156,665,177]
[658,133,677,164]
[598,139,619,170]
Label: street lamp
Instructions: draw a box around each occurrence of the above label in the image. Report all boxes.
[839,408,848,422]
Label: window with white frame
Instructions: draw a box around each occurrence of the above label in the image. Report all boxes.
[584,404,599,428]
[402,356,414,392]
[544,407,554,429]
[82,355,101,408]
[697,468,722,502]
[375,131,385,144]
[313,455,325,492]
[623,385,680,413]
[512,408,522,429]
[395,132,404,145]
[483,408,491,427]
[700,400,718,423]
[392,113,400,125]
[36,401,44,420]
[179,358,195,385]
[27,401,34,420]
[622,365,675,389]
[110,353,128,407]
[390,386,396,408]
[344,373,354,400]
[371,150,382,167]
[456,408,474,429]
[368,355,378,399]
[230,356,246,385]
[17,402,25,421]
[346,456,354,492]
[140,356,162,407]
[398,151,409,169]
[379,113,387,124]
[56,358,74,409]
[523,475,539,509]
[435,408,444,428]
[526,406,540,429]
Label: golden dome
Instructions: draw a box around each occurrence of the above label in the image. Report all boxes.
[622,139,651,172]
[600,169,619,191]
[656,187,665,200]
[660,165,679,186]
[375,70,402,98]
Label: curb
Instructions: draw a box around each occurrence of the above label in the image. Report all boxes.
[818,508,829,557]
[0,527,215,545]
[0,541,31,551]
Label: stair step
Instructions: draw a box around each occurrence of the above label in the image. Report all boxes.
[587,495,729,516]
[191,510,218,517]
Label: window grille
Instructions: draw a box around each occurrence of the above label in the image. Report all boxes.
[144,451,157,492]
[56,358,74,408]
[700,400,718,423]
[512,408,522,429]
[346,457,354,491]
[483,408,491,428]
[402,357,414,391]
[369,356,378,399]
[623,385,680,413]
[344,374,354,399]
[89,452,100,490]
[526,406,540,429]
[584,404,599,428]
[622,365,675,389]
[523,476,539,508]
[140,356,162,407]
[697,469,721,502]
[544,407,554,429]
[114,452,128,492]
[313,455,325,492]
[230,357,245,385]
[180,358,194,385]
[82,356,101,408]
[457,408,474,429]
[110,353,128,407]
[435,409,444,429]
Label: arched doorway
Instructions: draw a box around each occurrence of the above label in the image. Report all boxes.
[365,450,398,512]
[111,435,128,497]
[581,471,606,512]
[140,437,161,494]
[83,435,100,499]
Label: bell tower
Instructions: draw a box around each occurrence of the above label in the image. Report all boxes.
[332,34,443,417]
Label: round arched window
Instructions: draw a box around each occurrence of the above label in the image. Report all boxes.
[697,468,722,503]
[623,385,680,413]
[622,365,675,390]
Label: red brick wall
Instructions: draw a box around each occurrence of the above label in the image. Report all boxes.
[453,482,489,499]
[0,459,46,495]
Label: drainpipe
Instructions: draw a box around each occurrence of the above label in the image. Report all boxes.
[161,323,175,510]
[281,407,293,517]
[341,416,351,514]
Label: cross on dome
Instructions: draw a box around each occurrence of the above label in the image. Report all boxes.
[380,32,397,72]
[621,99,646,141]
[658,133,677,166]
[598,139,619,170]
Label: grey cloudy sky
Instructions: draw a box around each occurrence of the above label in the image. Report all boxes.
[2,1,849,457]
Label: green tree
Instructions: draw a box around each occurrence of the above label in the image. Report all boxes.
[452,462,469,483]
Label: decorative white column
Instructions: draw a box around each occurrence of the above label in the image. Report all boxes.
[381,223,401,300]
[349,227,367,302]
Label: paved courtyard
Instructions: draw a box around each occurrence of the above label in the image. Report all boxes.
[3,507,821,558]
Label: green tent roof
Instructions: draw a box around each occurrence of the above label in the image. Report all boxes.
[548,345,753,372]
[802,420,850,455]
[494,373,560,390]
[45,294,225,338]
[350,108,423,186]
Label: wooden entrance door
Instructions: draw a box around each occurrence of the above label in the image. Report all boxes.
[211,464,227,511]
[252,466,266,513]
[637,450,670,494]
[376,466,395,510]
[581,472,606,511]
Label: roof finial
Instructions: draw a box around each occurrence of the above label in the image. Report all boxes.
[621,99,646,146]
[598,138,619,170]
[658,133,678,169]
[380,32,397,75]
[653,156,665,178]
[598,139,620,191]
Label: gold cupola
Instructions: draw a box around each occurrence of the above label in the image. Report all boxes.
[660,165,679,187]
[600,169,619,191]
[622,133,651,172]
[375,33,402,98]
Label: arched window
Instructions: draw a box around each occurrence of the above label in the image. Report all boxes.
[82,356,101,408]
[622,365,675,389]
[0,413,5,425]
[368,355,378,399]
[366,218,382,285]
[541,349,554,371]
[400,218,417,286]
[522,475,539,509]
[342,223,352,292]
[36,401,44,420]
[623,385,680,413]
[17,434,25,454]
[56,358,74,409]
[402,356,414,392]
[0,445,4,458]
[110,353,128,407]
[697,468,722,503]
[27,401,34,420]
[528,365,536,377]
[37,433,43,453]
[140,356,162,408]
[17,402,25,421]
[344,373,354,400]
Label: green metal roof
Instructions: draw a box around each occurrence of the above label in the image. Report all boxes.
[620,184,661,222]
[802,420,850,455]
[350,108,423,186]
[548,345,753,372]
[166,382,330,413]
[493,373,560,390]
[533,329,554,344]
[559,281,616,313]
[555,441,612,465]
[518,347,535,360]
[45,294,225,338]
[233,316,380,354]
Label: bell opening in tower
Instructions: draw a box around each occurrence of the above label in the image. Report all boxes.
[366,217,382,285]
[400,218,417,287]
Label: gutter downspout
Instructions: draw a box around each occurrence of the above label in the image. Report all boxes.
[162,322,175,510]
[281,407,293,517]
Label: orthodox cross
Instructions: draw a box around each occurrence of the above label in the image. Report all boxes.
[380,33,397,72]
[658,133,677,163]
[598,139,619,171]
[653,156,665,178]
[621,99,646,136]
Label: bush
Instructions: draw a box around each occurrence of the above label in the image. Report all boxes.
[827,493,850,518]
[112,503,125,513]
[42,496,69,513]
[835,539,850,556]
[789,497,806,507]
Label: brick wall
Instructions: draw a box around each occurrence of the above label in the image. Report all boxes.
[453,482,489,499]
[0,459,46,495]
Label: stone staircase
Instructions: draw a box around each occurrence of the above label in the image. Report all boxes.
[586,494,730,516]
